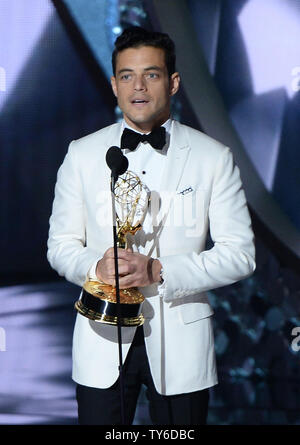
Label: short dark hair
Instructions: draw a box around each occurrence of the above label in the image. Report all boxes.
[112,26,176,77]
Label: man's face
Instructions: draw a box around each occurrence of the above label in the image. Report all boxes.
[111,46,180,132]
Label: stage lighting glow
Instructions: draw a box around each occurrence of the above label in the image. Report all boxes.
[0,0,53,111]
[112,26,122,34]
[238,0,300,99]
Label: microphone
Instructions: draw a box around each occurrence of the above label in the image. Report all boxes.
[105,147,127,424]
[106,146,128,179]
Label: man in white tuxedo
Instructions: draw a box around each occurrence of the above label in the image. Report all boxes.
[47,26,255,424]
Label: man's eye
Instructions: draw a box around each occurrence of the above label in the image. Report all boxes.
[147,73,158,79]
[121,74,131,80]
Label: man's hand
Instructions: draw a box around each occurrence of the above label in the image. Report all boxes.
[96,247,162,288]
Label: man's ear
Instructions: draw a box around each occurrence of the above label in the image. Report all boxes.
[169,72,180,97]
[111,76,117,97]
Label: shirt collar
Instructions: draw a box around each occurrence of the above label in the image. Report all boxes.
[121,118,171,155]
[122,118,172,135]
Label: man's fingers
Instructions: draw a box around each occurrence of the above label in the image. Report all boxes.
[100,248,140,284]
[118,262,132,276]
[119,275,135,288]
[116,248,133,260]
[103,247,133,261]
[99,251,153,288]
[103,258,132,276]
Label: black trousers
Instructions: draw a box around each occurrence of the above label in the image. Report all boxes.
[76,326,209,425]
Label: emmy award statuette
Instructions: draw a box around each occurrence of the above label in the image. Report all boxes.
[75,170,150,327]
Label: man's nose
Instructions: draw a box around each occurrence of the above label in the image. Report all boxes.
[133,75,146,91]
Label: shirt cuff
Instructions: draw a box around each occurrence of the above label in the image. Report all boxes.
[87,259,100,280]
[157,279,166,298]
[156,261,166,298]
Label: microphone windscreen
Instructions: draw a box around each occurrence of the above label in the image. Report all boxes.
[106,146,128,176]
[119,155,129,175]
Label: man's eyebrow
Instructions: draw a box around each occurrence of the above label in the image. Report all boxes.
[117,66,163,75]
[117,68,134,75]
[144,66,163,71]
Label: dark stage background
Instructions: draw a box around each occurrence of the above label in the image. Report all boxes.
[0,0,300,425]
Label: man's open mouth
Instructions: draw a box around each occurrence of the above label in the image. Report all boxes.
[131,99,149,104]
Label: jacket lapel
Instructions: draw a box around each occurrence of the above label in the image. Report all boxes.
[100,122,124,185]
[155,120,191,228]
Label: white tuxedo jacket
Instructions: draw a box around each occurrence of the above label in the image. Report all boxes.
[47,120,255,395]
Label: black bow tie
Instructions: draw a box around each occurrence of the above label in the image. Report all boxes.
[120,127,166,151]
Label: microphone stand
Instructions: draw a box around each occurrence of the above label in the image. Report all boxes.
[111,174,126,425]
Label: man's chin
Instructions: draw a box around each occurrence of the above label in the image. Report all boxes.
[125,114,165,130]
